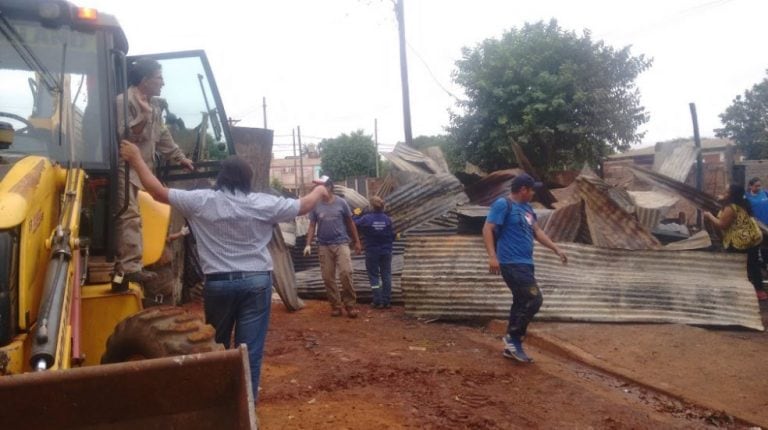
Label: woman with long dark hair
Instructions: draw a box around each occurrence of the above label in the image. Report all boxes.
[704,184,768,301]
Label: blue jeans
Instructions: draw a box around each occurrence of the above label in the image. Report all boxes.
[365,252,392,306]
[203,272,272,403]
[499,263,542,340]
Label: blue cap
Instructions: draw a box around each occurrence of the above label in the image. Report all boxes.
[510,173,543,192]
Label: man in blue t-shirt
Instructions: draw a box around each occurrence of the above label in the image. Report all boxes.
[482,173,568,363]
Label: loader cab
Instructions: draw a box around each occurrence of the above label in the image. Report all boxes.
[0,4,115,170]
[0,2,234,256]
[0,1,235,357]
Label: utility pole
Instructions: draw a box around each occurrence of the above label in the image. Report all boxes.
[690,102,703,229]
[374,118,380,177]
[395,0,413,146]
[297,125,305,196]
[262,97,267,129]
[292,128,298,194]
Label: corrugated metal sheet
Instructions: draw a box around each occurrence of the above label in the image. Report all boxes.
[386,173,469,234]
[296,255,404,304]
[630,165,720,213]
[382,143,448,174]
[628,190,679,231]
[662,230,711,250]
[401,236,763,330]
[268,225,304,311]
[578,176,661,250]
[334,185,369,211]
[540,200,583,242]
[406,215,459,236]
[464,169,523,206]
[652,140,698,183]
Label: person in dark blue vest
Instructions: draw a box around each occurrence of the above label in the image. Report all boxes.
[354,196,396,309]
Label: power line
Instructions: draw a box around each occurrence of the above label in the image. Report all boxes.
[405,40,460,101]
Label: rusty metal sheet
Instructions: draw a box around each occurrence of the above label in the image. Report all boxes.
[463,169,523,206]
[540,200,583,243]
[578,176,661,250]
[401,236,763,331]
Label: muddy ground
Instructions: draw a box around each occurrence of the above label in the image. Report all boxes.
[243,298,768,429]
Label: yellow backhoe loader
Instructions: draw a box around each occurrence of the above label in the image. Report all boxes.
[0,1,255,428]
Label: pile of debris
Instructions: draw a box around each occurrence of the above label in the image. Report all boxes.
[284,141,763,331]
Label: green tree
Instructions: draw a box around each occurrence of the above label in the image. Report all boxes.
[716,71,768,159]
[319,130,377,180]
[270,176,284,191]
[450,19,651,174]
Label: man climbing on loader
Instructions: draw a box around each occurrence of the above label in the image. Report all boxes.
[114,57,194,287]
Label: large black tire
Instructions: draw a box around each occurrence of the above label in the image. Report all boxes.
[100,306,222,364]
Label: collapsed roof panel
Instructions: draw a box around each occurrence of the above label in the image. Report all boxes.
[540,200,583,243]
[652,140,698,183]
[385,173,469,234]
[382,143,448,174]
[463,169,524,206]
[578,176,662,250]
[630,165,720,213]
[628,190,680,231]
[402,236,763,331]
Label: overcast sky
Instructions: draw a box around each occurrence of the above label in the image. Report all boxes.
[84,0,767,158]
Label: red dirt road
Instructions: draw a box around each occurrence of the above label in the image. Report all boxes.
[254,299,763,429]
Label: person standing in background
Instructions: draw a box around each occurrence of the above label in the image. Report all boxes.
[745,177,768,270]
[354,196,396,309]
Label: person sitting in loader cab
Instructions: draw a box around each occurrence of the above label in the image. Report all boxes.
[114,58,194,285]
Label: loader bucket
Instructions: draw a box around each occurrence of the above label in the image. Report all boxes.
[0,346,256,429]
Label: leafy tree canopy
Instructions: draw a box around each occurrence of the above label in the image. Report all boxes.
[449,19,651,175]
[319,130,377,180]
[716,71,768,159]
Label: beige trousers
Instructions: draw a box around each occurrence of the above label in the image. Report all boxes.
[115,172,143,274]
[318,244,356,310]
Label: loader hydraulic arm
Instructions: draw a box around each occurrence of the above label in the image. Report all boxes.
[29,167,84,371]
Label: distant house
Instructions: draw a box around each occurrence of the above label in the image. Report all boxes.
[269,150,322,194]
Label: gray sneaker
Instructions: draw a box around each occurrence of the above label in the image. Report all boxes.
[503,335,533,363]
